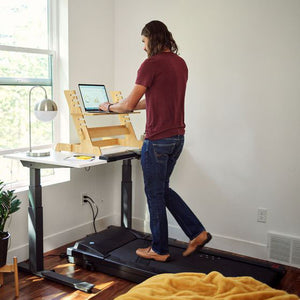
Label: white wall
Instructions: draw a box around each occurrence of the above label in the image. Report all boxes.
[7,0,300,265]
[114,0,300,260]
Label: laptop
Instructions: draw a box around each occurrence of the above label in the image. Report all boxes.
[78,84,111,113]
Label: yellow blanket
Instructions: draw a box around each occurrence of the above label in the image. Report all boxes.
[115,271,299,300]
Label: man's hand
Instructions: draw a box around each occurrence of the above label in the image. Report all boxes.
[99,102,110,112]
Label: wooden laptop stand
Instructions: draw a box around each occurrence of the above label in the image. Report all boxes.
[55,90,142,156]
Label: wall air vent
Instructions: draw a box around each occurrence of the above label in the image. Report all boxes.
[291,238,300,266]
[268,232,300,267]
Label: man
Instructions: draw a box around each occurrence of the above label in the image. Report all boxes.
[100,20,211,262]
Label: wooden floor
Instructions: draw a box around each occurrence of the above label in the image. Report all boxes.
[0,243,299,299]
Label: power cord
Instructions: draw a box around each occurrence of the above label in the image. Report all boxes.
[43,196,99,260]
[44,253,68,259]
[83,195,99,233]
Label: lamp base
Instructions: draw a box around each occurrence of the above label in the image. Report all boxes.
[26,150,50,157]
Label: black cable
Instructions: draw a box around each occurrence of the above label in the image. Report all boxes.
[44,253,68,259]
[85,200,97,233]
[83,195,99,233]
[43,196,99,260]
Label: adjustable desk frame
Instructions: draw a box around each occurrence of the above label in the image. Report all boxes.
[17,157,134,292]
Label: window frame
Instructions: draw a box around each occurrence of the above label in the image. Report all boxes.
[0,45,55,154]
[0,45,54,86]
[0,0,68,188]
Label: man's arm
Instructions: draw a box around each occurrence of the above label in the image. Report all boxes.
[133,98,146,110]
[100,84,146,113]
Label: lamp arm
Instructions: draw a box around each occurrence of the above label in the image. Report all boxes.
[28,86,48,152]
[29,86,48,100]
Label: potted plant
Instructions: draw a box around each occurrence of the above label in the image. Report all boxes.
[0,180,21,267]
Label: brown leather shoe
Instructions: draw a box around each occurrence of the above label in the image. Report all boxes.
[136,246,171,262]
[182,231,212,257]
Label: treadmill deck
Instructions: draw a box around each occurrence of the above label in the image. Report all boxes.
[67,226,285,286]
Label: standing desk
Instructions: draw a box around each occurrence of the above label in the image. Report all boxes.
[5,148,137,292]
[5,150,286,291]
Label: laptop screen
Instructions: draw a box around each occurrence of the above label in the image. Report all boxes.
[78,84,110,111]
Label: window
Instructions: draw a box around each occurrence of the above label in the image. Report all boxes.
[0,0,63,187]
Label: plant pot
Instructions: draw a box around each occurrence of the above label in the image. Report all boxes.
[0,232,10,267]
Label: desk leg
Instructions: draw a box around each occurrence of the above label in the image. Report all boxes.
[28,167,44,272]
[19,167,44,273]
[18,166,94,293]
[121,159,132,229]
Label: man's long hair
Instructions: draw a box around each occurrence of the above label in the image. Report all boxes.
[141,20,178,57]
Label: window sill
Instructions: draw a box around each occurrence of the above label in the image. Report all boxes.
[11,168,70,193]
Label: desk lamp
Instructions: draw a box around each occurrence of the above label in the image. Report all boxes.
[26,86,58,157]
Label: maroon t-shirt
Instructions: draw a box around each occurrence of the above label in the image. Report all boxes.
[135,52,188,140]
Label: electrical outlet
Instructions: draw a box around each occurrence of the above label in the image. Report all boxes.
[81,193,88,205]
[257,208,267,223]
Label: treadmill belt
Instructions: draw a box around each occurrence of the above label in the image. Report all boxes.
[67,226,285,286]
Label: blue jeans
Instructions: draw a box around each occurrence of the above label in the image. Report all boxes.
[141,135,206,255]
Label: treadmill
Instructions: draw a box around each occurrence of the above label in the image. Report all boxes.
[67,155,285,287]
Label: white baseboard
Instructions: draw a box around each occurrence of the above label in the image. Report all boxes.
[7,215,268,265]
[7,214,119,264]
[132,217,268,261]
[208,233,268,260]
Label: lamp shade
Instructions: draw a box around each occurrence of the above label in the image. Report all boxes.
[34,98,58,122]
